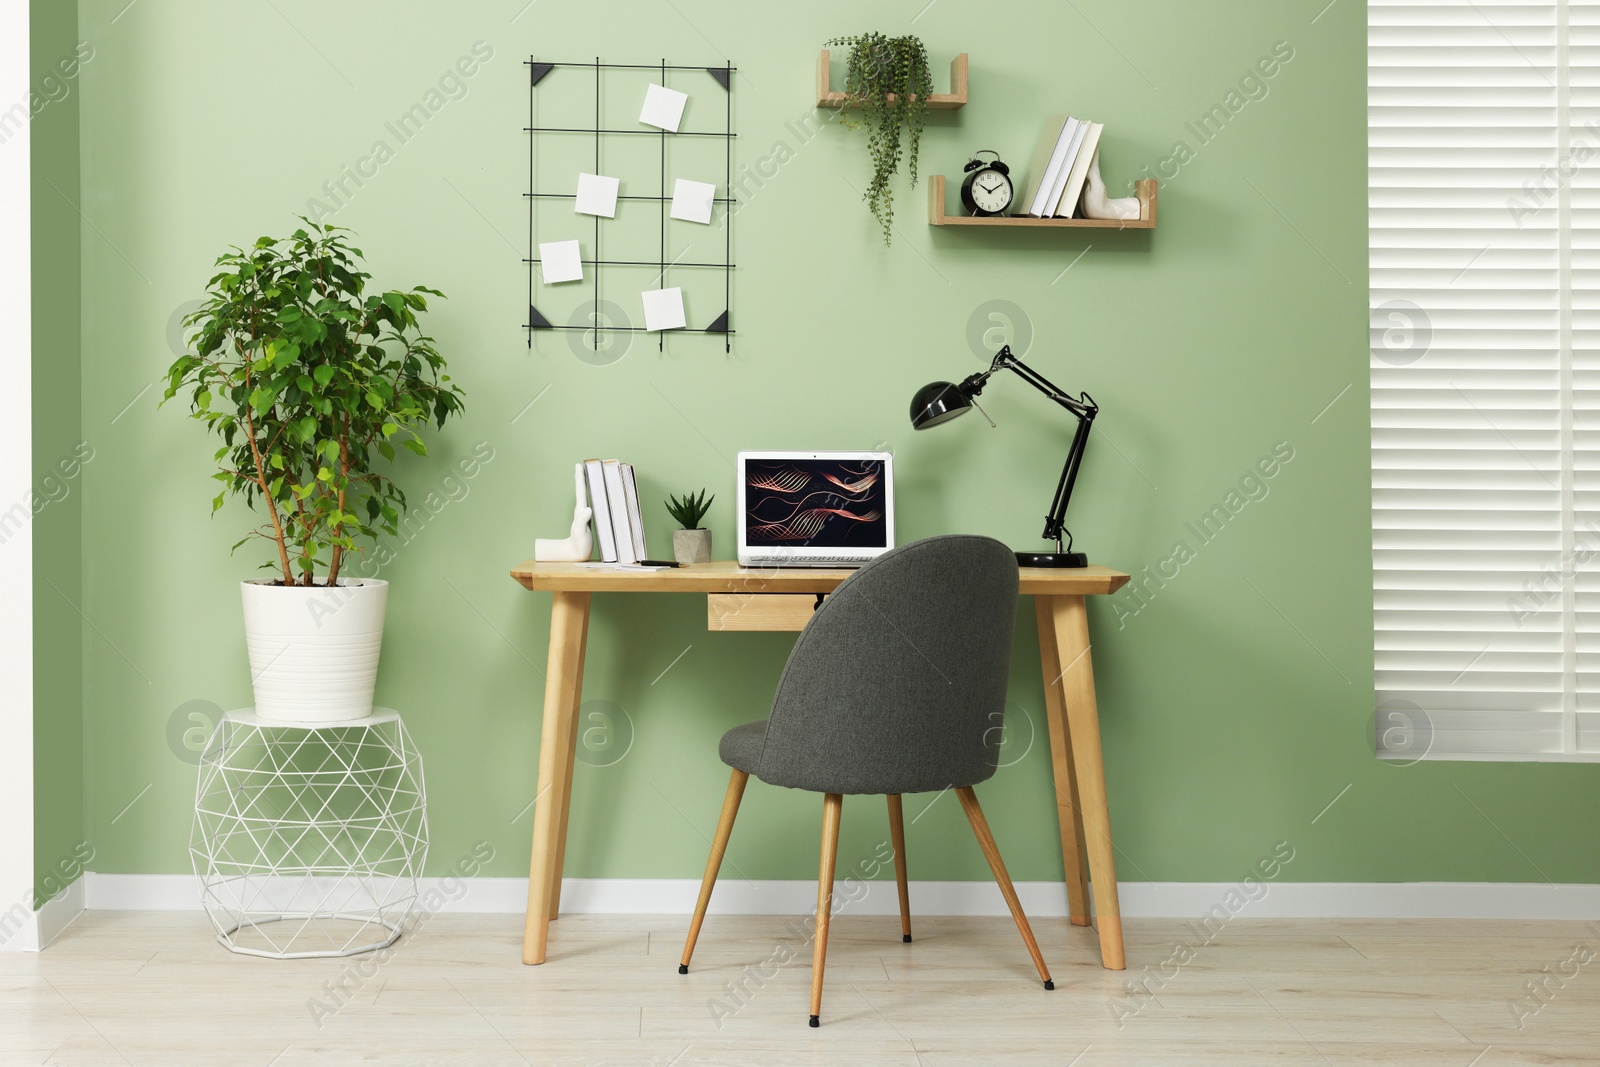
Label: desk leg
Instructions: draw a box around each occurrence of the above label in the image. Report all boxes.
[1045,593,1125,971]
[522,590,591,965]
[1036,596,1091,927]
[546,602,590,920]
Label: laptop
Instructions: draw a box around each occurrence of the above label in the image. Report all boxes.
[736,451,895,568]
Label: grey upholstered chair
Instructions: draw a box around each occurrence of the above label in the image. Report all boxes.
[677,535,1054,1026]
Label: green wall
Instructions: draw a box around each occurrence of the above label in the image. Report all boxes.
[32,0,85,904]
[72,0,1600,889]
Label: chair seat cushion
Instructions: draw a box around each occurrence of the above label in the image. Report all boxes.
[718,719,769,773]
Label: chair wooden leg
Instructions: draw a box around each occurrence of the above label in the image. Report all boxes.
[886,794,912,943]
[678,769,749,974]
[810,792,844,1027]
[956,786,1054,989]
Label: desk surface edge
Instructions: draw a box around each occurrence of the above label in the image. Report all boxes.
[510,560,1130,596]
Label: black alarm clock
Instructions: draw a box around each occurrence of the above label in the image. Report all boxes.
[959,150,1014,216]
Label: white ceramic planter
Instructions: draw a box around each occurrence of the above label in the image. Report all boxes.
[240,578,388,723]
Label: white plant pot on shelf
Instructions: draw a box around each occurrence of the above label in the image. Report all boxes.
[240,578,388,723]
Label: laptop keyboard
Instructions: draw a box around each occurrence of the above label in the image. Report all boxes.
[749,556,865,567]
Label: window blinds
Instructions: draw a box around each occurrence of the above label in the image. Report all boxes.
[1371,0,1600,760]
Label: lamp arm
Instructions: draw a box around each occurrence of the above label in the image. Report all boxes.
[971,346,1099,550]
[986,346,1097,419]
[1043,414,1093,549]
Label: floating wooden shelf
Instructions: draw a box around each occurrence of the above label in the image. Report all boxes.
[815,50,968,110]
[929,176,1158,229]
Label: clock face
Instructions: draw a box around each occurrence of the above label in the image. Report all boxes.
[970,169,1012,213]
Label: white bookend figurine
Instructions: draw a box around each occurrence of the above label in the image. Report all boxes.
[534,463,595,562]
[1080,146,1142,221]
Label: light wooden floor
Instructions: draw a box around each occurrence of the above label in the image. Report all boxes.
[1,910,1597,1065]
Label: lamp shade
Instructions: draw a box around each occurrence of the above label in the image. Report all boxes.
[910,381,971,429]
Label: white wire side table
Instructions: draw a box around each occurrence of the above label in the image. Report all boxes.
[189,709,428,959]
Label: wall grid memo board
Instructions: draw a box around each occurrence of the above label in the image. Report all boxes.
[524,57,737,353]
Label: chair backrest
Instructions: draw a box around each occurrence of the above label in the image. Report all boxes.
[754,535,1019,795]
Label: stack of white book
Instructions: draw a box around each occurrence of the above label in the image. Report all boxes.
[583,458,650,564]
[1017,116,1105,219]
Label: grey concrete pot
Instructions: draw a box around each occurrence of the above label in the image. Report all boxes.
[672,528,712,565]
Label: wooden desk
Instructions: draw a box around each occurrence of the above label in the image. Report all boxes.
[508,560,1131,969]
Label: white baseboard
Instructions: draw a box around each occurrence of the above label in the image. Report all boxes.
[1118,880,1600,920]
[37,875,85,946]
[0,875,85,952]
[81,873,1600,921]
[85,872,199,911]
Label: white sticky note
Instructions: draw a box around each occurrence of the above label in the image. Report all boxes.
[670,179,717,225]
[639,83,688,132]
[641,287,686,332]
[538,240,583,284]
[575,173,620,217]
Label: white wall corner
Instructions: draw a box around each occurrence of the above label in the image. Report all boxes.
[34,875,84,948]
[0,896,40,952]
[0,0,37,950]
[0,874,83,953]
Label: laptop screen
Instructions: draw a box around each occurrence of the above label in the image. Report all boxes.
[743,457,889,549]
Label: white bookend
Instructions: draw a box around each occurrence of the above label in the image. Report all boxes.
[1026,117,1082,217]
[1018,115,1071,217]
[1042,121,1089,217]
[585,459,617,562]
[1053,122,1104,218]
[621,463,648,561]
[601,460,637,565]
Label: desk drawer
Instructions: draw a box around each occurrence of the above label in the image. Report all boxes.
[707,593,822,631]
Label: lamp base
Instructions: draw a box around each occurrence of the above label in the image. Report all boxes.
[1015,550,1088,569]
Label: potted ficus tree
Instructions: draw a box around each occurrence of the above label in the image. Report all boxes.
[164,220,465,722]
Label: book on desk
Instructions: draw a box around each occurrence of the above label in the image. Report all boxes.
[583,457,649,564]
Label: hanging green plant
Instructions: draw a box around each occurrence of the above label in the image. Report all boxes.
[825,32,934,245]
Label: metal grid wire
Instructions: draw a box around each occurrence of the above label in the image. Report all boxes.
[524,57,736,352]
[190,711,428,959]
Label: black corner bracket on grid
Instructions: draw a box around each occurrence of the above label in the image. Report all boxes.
[525,57,736,353]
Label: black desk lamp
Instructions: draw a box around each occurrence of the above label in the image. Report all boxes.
[909,345,1098,568]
